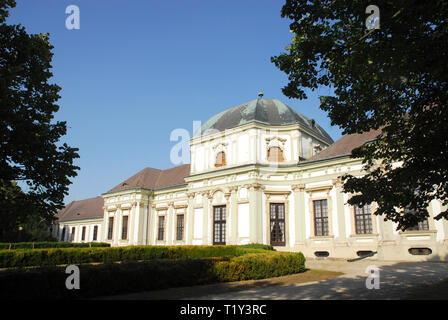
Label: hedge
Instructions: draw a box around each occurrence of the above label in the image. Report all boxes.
[0,251,305,299]
[0,245,260,268]
[0,242,110,250]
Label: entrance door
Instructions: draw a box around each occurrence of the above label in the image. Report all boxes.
[213,205,226,245]
[270,203,285,246]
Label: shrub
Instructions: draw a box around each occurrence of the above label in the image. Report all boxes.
[240,243,275,251]
[0,245,243,268]
[213,251,306,282]
[0,251,305,299]
[0,242,110,250]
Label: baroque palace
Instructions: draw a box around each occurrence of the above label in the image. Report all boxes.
[55,94,448,261]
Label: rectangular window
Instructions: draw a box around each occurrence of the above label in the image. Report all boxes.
[92,225,98,241]
[176,214,184,241]
[354,204,373,234]
[81,226,86,241]
[71,227,76,242]
[213,206,226,245]
[122,215,128,240]
[61,227,66,241]
[314,200,329,236]
[158,216,165,241]
[409,220,429,231]
[405,209,430,231]
[270,203,286,246]
[107,217,114,240]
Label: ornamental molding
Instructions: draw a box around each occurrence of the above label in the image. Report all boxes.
[291,184,306,192]
[246,183,265,191]
[265,136,287,149]
[332,178,344,188]
[212,142,228,152]
[305,184,333,194]
[186,192,195,199]
[263,190,291,200]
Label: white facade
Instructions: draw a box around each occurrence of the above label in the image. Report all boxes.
[55,99,448,261]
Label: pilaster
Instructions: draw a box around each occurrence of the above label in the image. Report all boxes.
[292,184,306,244]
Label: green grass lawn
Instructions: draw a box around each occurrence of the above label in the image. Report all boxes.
[96,268,344,300]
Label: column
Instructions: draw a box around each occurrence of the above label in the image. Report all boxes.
[114,205,121,246]
[167,201,174,245]
[224,190,231,244]
[229,186,238,245]
[186,193,195,245]
[149,204,157,245]
[202,191,210,245]
[248,183,264,244]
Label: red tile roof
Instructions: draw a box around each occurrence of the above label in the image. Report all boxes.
[303,129,381,163]
[107,164,190,193]
[56,196,104,222]
[57,164,191,222]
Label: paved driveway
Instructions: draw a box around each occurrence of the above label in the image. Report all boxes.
[196,259,448,300]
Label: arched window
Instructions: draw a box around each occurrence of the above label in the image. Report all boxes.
[267,146,284,162]
[215,151,226,167]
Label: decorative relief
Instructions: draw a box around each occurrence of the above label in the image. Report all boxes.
[305,184,333,194]
[265,136,287,148]
[246,183,265,191]
[291,184,306,192]
[264,190,291,200]
[186,192,195,199]
[174,203,188,209]
[332,178,344,188]
[212,142,228,151]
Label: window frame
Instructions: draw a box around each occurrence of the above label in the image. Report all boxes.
[92,225,98,241]
[157,215,165,241]
[107,217,114,240]
[354,204,373,235]
[71,227,76,242]
[215,151,226,167]
[213,205,226,245]
[269,202,286,246]
[313,199,329,237]
[267,146,284,162]
[176,214,185,241]
[121,215,129,240]
[81,226,86,241]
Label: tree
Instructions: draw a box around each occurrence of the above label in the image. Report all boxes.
[0,0,79,241]
[271,0,448,230]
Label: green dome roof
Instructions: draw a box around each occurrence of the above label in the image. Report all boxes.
[196,97,333,144]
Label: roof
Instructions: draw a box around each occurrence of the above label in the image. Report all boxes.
[56,196,104,222]
[303,129,381,163]
[196,97,334,144]
[57,164,191,222]
[107,164,191,193]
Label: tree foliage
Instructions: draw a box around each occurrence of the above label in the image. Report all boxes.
[0,0,79,240]
[272,0,448,230]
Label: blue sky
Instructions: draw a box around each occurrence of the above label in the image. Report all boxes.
[7,0,342,204]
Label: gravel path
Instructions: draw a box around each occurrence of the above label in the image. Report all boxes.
[195,259,448,300]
